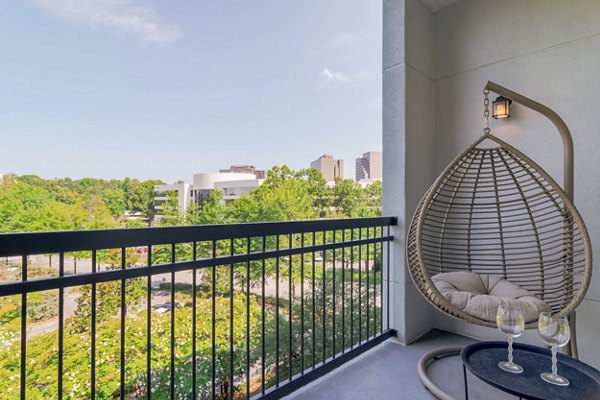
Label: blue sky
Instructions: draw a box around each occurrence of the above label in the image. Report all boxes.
[1,1,382,183]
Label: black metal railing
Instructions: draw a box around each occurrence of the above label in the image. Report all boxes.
[0,217,396,400]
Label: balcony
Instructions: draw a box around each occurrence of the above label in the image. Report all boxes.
[0,217,396,399]
[2,0,600,399]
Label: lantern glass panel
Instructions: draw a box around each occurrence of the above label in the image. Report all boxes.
[493,97,510,119]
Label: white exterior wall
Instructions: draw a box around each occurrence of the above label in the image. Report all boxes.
[154,183,191,213]
[192,172,256,190]
[214,179,264,200]
[384,0,600,366]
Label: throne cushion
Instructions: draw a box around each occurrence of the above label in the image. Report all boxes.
[431,271,551,323]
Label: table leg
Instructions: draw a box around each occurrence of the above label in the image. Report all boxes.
[463,364,468,400]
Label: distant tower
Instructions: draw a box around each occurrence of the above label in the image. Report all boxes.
[355,151,382,182]
[219,165,266,179]
[310,154,344,182]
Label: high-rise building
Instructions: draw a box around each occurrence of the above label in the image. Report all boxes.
[219,165,266,179]
[310,154,344,182]
[355,151,382,182]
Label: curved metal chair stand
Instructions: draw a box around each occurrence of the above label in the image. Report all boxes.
[417,346,463,400]
[409,82,593,398]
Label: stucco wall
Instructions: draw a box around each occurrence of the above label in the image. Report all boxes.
[383,0,436,344]
[383,0,600,365]
[433,0,600,367]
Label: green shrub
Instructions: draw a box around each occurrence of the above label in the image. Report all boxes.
[0,291,267,399]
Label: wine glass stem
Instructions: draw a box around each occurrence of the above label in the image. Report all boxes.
[508,336,514,364]
[551,344,558,376]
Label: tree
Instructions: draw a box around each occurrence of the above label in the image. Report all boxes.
[226,166,318,223]
[46,178,78,204]
[305,168,331,217]
[17,174,49,189]
[120,177,136,207]
[128,179,164,219]
[69,248,145,333]
[102,188,127,217]
[78,196,118,229]
[0,175,148,232]
[364,180,382,217]
[0,287,269,399]
[125,218,148,228]
[187,190,226,225]
[157,191,185,227]
[0,180,74,232]
[331,177,368,217]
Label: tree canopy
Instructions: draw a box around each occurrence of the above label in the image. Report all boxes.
[0,167,381,233]
[0,174,164,232]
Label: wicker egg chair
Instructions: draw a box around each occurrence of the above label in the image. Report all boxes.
[410,82,593,400]
[407,133,592,329]
[406,133,592,400]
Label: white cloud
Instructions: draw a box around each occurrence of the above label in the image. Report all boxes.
[33,0,182,46]
[316,32,377,87]
[321,67,375,86]
[321,67,349,83]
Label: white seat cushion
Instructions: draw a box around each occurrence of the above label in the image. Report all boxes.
[431,271,551,323]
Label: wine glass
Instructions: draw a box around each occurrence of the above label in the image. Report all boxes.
[496,304,525,373]
[538,312,570,386]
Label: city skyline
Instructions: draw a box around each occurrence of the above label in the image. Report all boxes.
[2,1,382,183]
[3,149,382,183]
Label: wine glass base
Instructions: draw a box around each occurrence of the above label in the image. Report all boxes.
[540,372,569,386]
[498,361,523,374]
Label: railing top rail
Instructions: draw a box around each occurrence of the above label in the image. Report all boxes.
[0,217,397,257]
[0,234,393,296]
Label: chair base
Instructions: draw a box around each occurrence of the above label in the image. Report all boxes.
[417,345,464,400]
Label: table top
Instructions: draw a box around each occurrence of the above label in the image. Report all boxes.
[461,341,600,400]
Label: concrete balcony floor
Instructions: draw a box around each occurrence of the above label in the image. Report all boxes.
[285,330,516,400]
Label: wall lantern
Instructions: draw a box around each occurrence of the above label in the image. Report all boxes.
[492,96,512,119]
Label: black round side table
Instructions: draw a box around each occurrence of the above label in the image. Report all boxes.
[461,341,600,400]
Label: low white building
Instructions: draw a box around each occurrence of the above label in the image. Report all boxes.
[214,178,265,201]
[154,172,264,217]
[154,182,192,216]
[192,172,261,203]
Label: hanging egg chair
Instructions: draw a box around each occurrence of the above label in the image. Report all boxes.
[407,133,592,328]
[410,82,593,399]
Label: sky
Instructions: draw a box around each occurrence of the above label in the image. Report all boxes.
[1,1,382,183]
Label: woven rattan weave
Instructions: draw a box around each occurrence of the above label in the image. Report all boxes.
[407,133,592,329]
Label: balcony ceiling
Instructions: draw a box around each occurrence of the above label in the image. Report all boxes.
[421,0,460,12]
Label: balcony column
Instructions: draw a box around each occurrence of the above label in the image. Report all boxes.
[382,0,435,344]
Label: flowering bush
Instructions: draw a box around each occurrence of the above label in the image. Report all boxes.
[0,290,267,399]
